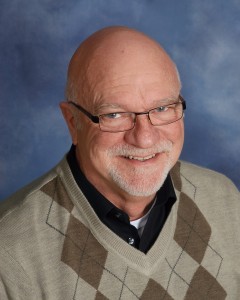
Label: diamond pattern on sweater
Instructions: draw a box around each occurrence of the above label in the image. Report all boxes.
[166,246,199,286]
[184,266,227,299]
[174,192,211,264]
[42,168,227,299]
[61,214,108,290]
[73,277,101,299]
[141,279,173,299]
[41,177,74,213]
[95,291,108,300]
[169,167,227,299]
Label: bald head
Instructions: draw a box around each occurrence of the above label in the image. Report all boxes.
[65,26,180,106]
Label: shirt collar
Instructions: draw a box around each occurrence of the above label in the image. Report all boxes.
[67,145,115,221]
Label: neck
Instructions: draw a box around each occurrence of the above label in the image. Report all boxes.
[116,196,156,221]
[91,177,156,220]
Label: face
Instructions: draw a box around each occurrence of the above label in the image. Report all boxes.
[62,36,184,202]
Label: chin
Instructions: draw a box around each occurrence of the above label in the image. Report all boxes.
[109,166,170,197]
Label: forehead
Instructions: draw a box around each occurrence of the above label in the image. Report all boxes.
[78,31,180,109]
[89,67,180,113]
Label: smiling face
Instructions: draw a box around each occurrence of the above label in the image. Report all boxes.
[61,27,184,205]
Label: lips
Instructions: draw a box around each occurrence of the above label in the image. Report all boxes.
[110,142,173,163]
[124,154,156,161]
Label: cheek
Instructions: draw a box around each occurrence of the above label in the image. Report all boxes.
[157,120,183,140]
[170,121,184,157]
[172,122,184,143]
[159,121,184,154]
[84,129,124,162]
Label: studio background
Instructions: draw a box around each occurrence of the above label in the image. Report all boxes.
[0,0,239,200]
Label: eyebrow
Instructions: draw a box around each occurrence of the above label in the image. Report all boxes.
[95,103,126,113]
[151,98,178,106]
[95,97,180,113]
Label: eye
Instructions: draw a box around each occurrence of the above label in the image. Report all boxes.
[103,112,122,119]
[155,106,168,112]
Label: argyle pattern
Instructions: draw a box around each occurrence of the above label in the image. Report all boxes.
[41,162,227,299]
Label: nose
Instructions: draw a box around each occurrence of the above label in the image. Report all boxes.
[124,114,160,148]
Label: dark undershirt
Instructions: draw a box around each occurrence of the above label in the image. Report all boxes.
[67,145,176,254]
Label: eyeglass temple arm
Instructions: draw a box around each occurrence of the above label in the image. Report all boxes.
[179,95,186,110]
[68,101,100,123]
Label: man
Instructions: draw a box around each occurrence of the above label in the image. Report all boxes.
[0,26,239,299]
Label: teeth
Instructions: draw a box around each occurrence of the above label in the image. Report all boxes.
[126,154,156,161]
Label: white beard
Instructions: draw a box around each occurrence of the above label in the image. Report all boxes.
[106,142,174,197]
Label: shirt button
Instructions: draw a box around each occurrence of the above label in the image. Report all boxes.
[115,212,122,218]
[128,237,135,245]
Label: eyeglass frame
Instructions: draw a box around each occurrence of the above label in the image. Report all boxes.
[68,95,186,132]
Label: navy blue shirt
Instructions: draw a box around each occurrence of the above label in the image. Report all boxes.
[67,145,176,253]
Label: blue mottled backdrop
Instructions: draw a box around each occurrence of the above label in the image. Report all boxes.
[0,0,239,200]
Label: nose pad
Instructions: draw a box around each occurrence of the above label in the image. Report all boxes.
[134,111,152,127]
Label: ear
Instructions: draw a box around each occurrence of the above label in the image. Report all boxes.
[59,102,78,145]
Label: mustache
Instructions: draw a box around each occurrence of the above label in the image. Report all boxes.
[107,141,173,157]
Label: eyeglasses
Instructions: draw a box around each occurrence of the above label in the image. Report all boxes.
[68,95,186,133]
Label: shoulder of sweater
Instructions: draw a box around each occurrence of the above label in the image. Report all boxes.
[0,156,68,223]
[178,160,239,194]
